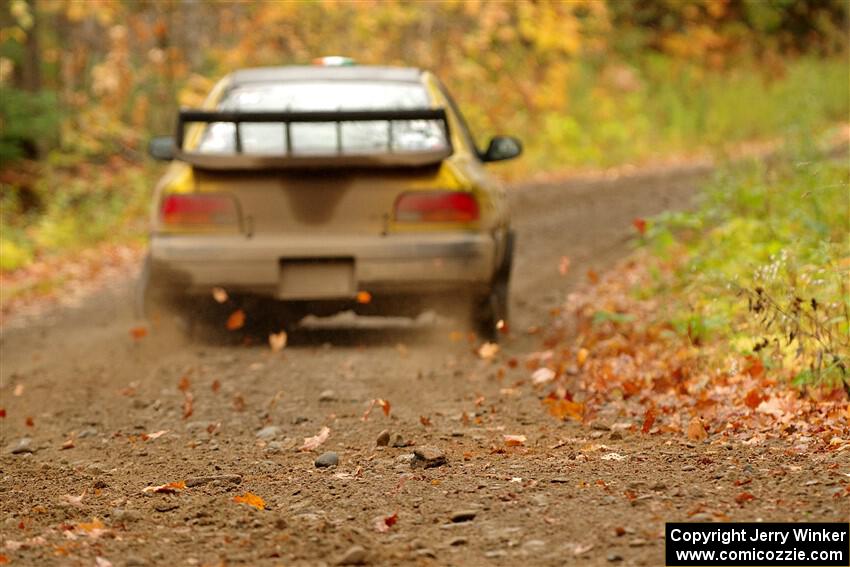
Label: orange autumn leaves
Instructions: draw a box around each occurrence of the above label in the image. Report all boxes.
[233,492,265,510]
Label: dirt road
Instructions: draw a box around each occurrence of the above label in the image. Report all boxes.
[2,166,846,567]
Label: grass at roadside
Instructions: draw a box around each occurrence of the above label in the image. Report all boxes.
[641,142,849,389]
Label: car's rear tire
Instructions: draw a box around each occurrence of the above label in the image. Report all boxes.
[473,230,514,342]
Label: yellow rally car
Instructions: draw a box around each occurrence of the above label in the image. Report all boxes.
[142,60,521,339]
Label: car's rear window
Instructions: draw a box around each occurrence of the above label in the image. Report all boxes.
[197,80,447,155]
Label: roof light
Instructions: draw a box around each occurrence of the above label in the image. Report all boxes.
[312,56,356,67]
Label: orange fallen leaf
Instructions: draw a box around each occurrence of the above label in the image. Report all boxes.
[743,389,763,410]
[641,407,656,434]
[503,434,527,446]
[211,287,228,303]
[632,218,647,235]
[419,415,432,426]
[356,291,372,304]
[25,416,34,427]
[377,398,391,417]
[687,416,708,442]
[142,481,185,494]
[559,255,571,276]
[300,426,330,451]
[544,398,584,422]
[226,309,245,331]
[182,392,194,420]
[0,553,9,564]
[0,409,5,418]
[232,393,246,411]
[142,430,168,441]
[735,492,755,504]
[576,348,589,367]
[61,439,75,450]
[233,492,265,510]
[211,379,221,393]
[129,326,147,340]
[586,269,599,284]
[77,518,105,532]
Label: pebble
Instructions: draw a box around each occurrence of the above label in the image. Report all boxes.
[651,481,667,491]
[111,508,141,523]
[450,510,476,523]
[315,452,339,468]
[484,550,507,559]
[607,553,624,562]
[319,390,336,402]
[448,536,468,546]
[256,426,282,441]
[609,431,624,441]
[411,446,447,469]
[337,545,368,565]
[591,422,611,431]
[629,538,649,547]
[77,427,99,439]
[391,433,408,448]
[376,430,390,447]
[6,438,33,454]
[292,416,309,425]
[681,464,696,471]
[413,548,436,558]
[125,555,147,566]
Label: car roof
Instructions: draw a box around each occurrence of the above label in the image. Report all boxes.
[228,65,424,85]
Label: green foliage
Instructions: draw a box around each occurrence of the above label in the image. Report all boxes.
[645,148,850,389]
[0,86,59,162]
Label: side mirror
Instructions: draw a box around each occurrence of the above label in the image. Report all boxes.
[148,136,176,161]
[481,136,522,163]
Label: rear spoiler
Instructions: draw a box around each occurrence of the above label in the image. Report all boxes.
[175,108,453,170]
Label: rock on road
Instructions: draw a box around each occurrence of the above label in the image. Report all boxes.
[1,165,845,566]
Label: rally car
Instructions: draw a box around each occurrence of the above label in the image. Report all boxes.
[142,58,521,339]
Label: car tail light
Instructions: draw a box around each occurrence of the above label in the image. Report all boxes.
[160,193,239,228]
[394,191,479,223]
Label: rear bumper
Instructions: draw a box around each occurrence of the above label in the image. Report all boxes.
[148,232,497,299]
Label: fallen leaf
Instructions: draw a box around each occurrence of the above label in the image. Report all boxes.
[77,518,105,533]
[211,380,221,393]
[95,557,113,567]
[177,375,191,392]
[576,348,589,367]
[212,287,228,303]
[0,409,5,418]
[641,407,656,434]
[269,331,287,352]
[601,452,626,461]
[377,398,391,417]
[586,269,599,284]
[477,342,500,359]
[129,326,147,340]
[182,392,194,420]
[544,398,584,422]
[532,367,555,385]
[632,218,647,235]
[142,430,168,441]
[226,309,245,331]
[232,393,246,411]
[743,389,763,410]
[233,492,265,510]
[25,416,34,427]
[373,512,398,533]
[559,255,571,276]
[13,384,24,396]
[142,481,185,494]
[420,415,432,426]
[503,434,527,446]
[573,543,594,555]
[62,491,86,507]
[61,439,75,450]
[300,426,330,451]
[0,553,8,564]
[687,416,708,442]
[735,492,755,504]
[356,291,372,304]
